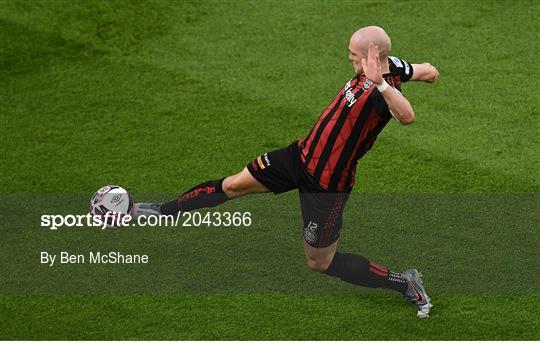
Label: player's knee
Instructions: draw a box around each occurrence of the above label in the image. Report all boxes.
[305,255,332,273]
[222,176,243,198]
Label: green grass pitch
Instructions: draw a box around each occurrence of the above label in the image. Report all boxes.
[0,0,539,340]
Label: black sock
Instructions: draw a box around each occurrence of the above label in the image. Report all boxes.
[160,178,229,215]
[323,252,408,294]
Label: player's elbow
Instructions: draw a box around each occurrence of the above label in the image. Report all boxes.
[398,111,415,125]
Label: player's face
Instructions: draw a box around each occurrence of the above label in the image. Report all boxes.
[348,43,364,74]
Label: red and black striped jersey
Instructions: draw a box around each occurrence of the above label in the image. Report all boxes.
[299,56,414,191]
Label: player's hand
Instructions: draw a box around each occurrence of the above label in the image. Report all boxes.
[361,43,384,85]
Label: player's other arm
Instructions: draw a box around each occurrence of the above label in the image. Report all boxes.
[378,85,415,125]
[411,63,439,83]
[362,43,415,125]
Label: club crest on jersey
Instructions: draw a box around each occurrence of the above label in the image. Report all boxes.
[343,80,357,108]
[362,80,373,91]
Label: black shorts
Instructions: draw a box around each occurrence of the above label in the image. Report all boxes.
[247,141,350,248]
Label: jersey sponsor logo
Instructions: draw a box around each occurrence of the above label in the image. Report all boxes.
[343,80,357,108]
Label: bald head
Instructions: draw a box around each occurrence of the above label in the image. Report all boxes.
[349,26,391,60]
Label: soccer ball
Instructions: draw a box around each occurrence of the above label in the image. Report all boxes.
[90,185,133,227]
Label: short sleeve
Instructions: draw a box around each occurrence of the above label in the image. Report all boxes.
[388,56,414,82]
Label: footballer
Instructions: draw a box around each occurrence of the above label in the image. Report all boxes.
[135,26,439,318]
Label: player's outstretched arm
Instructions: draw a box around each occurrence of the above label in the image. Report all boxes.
[411,63,439,83]
[362,43,415,125]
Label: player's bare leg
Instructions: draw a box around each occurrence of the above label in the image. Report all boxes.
[133,167,269,218]
[222,167,270,198]
[303,240,338,272]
